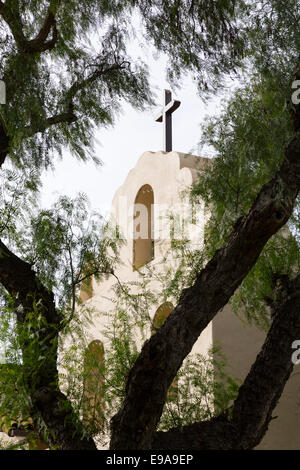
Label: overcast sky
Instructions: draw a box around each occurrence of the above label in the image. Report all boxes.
[39,40,232,218]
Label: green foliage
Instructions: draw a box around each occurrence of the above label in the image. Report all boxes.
[0,291,22,364]
[136,0,247,92]
[193,75,293,251]
[191,72,299,328]
[0,363,33,437]
[231,231,300,329]
[0,168,39,241]
[0,191,123,447]
[1,0,300,449]
[245,0,300,81]
[159,346,240,430]
[0,1,153,171]
[10,193,122,311]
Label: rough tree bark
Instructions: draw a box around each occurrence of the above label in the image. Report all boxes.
[110,130,300,448]
[0,124,9,168]
[151,275,300,449]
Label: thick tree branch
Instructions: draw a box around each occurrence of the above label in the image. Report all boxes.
[65,61,130,102]
[23,108,77,139]
[110,128,300,448]
[0,239,59,324]
[151,416,236,450]
[0,1,60,54]
[151,275,300,450]
[30,1,60,52]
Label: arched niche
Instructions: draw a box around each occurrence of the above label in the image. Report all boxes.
[82,340,105,433]
[152,302,178,402]
[79,275,94,303]
[152,302,174,332]
[133,184,154,269]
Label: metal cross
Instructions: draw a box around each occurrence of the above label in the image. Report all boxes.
[155,89,181,152]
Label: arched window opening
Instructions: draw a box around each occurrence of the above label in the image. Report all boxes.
[82,340,105,433]
[152,302,178,402]
[79,275,94,303]
[133,184,154,269]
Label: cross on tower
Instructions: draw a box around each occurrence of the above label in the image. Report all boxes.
[155,89,181,152]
